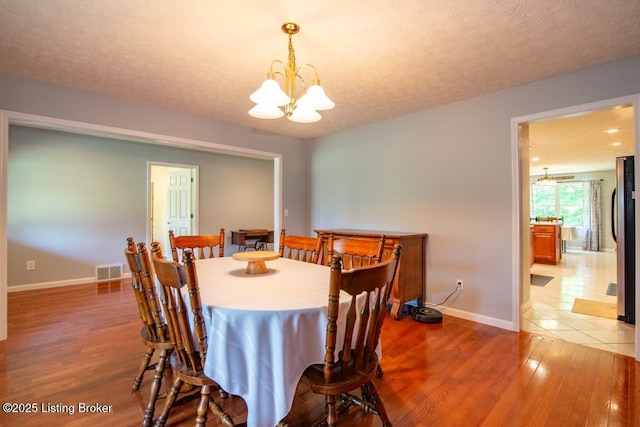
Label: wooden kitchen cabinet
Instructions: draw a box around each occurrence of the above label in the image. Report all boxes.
[315,229,427,320]
[532,224,561,265]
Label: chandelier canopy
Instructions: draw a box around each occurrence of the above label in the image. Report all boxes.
[248,23,334,123]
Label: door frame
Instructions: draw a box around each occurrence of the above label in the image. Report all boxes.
[511,94,640,360]
[0,110,282,341]
[148,162,199,253]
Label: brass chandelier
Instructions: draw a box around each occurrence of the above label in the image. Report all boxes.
[248,23,334,123]
[536,167,557,186]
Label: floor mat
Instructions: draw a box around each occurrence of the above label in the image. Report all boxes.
[530,274,553,286]
[571,298,617,320]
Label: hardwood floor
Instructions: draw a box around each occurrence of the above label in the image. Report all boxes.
[1,280,639,426]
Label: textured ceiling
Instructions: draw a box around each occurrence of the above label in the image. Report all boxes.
[0,1,639,171]
[529,106,635,176]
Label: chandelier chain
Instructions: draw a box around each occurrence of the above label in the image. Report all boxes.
[285,33,298,114]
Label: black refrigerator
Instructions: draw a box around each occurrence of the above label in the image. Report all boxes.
[612,155,636,324]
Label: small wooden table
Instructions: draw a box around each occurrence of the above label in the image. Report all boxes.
[231,229,274,251]
[232,251,280,274]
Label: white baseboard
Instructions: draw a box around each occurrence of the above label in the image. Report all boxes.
[436,306,518,332]
[8,273,131,293]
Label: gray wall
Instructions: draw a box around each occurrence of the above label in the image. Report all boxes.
[8,125,274,286]
[2,57,639,328]
[0,73,314,289]
[311,56,640,326]
[0,72,311,236]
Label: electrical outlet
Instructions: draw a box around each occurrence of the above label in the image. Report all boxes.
[26,260,36,271]
[456,279,463,290]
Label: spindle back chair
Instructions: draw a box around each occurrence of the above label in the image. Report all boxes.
[152,250,237,427]
[301,245,401,426]
[123,238,172,427]
[169,229,225,262]
[279,228,323,264]
[325,234,386,269]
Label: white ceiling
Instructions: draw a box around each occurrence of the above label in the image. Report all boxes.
[1,1,639,173]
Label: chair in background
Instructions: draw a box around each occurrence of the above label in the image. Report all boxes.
[325,233,386,269]
[278,228,323,264]
[150,241,165,260]
[535,216,562,222]
[152,250,238,427]
[123,238,173,427]
[300,246,401,427]
[169,229,225,263]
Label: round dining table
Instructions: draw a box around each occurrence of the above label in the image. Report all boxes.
[193,256,358,427]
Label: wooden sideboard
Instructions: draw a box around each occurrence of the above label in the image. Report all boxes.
[315,229,428,320]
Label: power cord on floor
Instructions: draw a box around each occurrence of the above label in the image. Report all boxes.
[406,284,461,324]
[422,285,460,308]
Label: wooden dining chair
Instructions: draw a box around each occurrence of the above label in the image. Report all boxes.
[169,228,225,262]
[123,238,173,427]
[278,228,323,264]
[301,245,401,427]
[150,241,164,260]
[325,234,389,377]
[535,216,562,222]
[152,250,239,427]
[325,234,386,269]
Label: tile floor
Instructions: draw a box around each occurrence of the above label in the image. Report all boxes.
[523,249,636,357]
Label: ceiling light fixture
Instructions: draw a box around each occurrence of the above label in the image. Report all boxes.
[536,167,558,186]
[248,22,334,123]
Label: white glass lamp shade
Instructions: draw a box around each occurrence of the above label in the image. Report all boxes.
[296,84,335,111]
[249,79,290,107]
[248,103,285,119]
[288,105,321,123]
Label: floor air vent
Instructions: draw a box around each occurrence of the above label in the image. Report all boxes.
[95,264,123,282]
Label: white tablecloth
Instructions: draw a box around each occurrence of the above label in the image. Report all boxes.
[561,226,576,241]
[194,256,352,427]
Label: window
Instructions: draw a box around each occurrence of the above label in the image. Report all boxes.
[531,182,584,226]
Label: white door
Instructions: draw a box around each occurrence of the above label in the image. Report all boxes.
[167,169,193,237]
[149,164,197,254]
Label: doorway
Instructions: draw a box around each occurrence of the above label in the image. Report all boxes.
[148,163,198,255]
[514,96,639,359]
[0,110,284,342]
